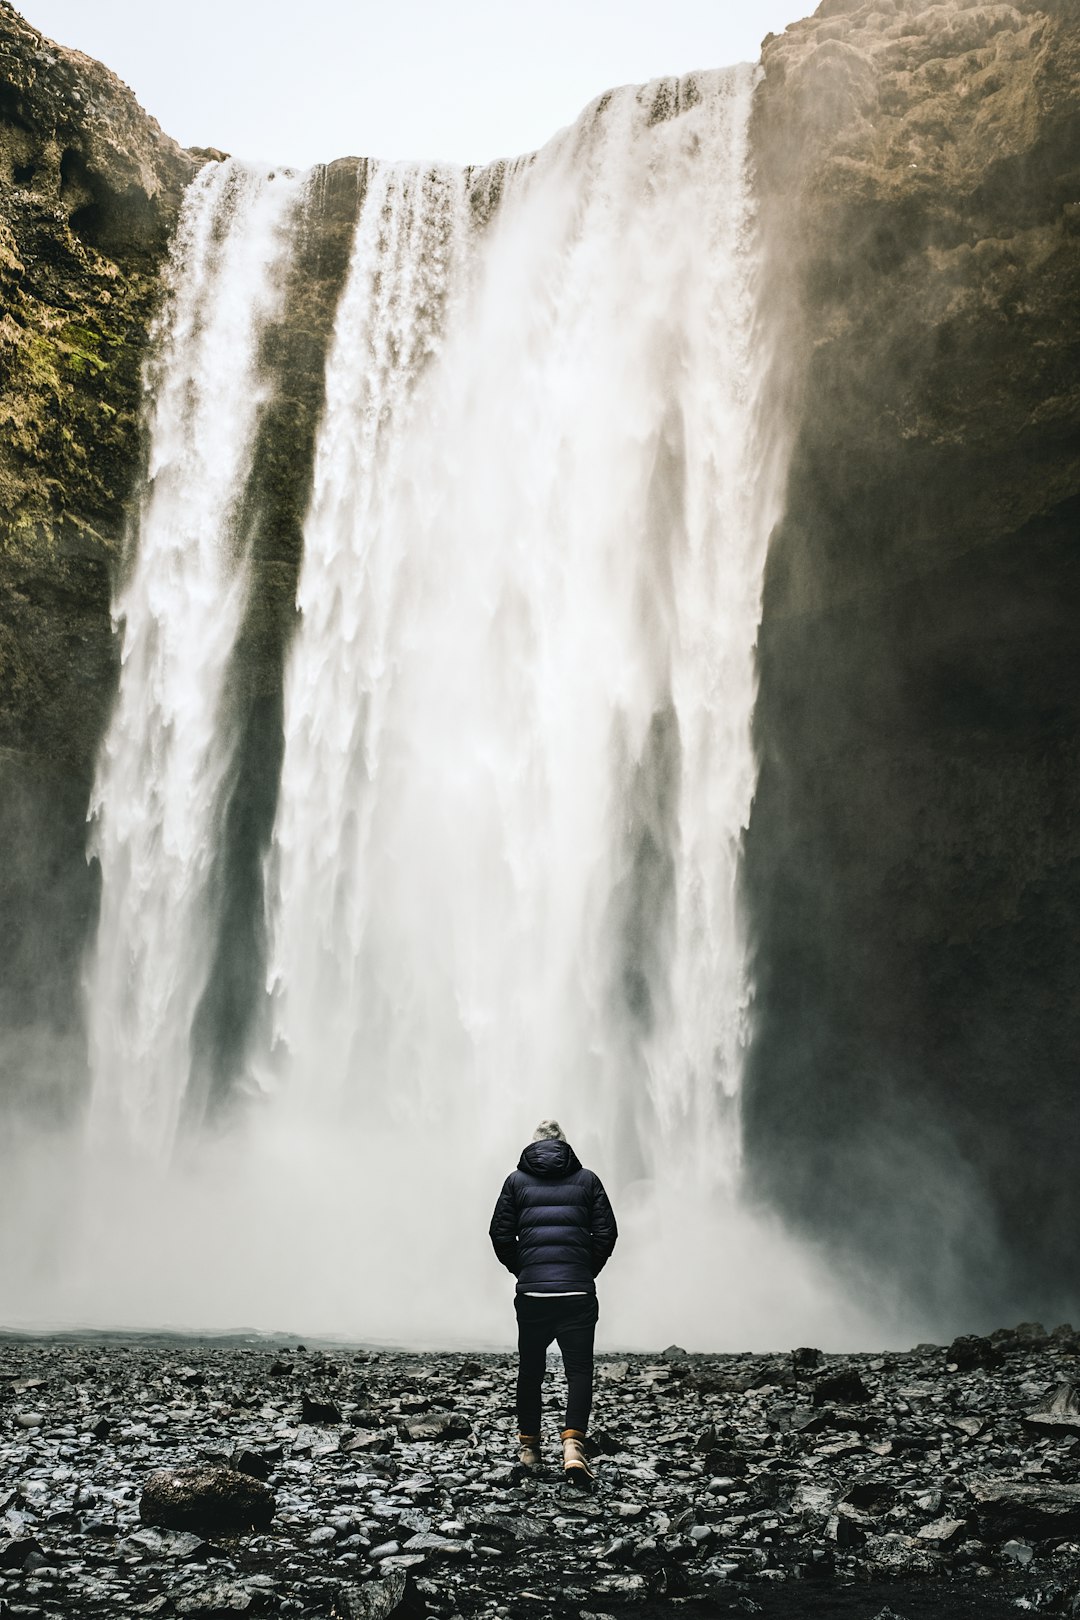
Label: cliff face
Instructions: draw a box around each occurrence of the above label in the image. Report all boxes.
[0,0,195,1047]
[744,0,1080,1322]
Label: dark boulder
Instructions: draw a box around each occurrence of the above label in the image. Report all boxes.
[947,1335,1001,1371]
[343,1430,395,1455]
[230,1446,272,1481]
[140,1465,274,1535]
[842,1478,898,1511]
[702,1448,750,1478]
[301,1394,343,1424]
[0,1536,43,1570]
[812,1369,871,1406]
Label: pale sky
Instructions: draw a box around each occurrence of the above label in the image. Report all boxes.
[19,0,813,168]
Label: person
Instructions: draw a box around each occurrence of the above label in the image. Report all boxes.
[488,1120,618,1486]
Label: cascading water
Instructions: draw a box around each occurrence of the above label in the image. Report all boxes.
[84,160,307,1157]
[1,70,880,1346]
[249,65,845,1344]
[266,73,773,1182]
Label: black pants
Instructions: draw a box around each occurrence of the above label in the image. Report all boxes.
[514,1292,599,1435]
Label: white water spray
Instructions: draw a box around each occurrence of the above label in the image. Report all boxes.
[84,161,306,1157]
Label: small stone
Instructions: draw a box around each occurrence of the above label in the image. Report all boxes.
[401,1533,468,1558]
[591,1573,647,1597]
[1001,1538,1034,1565]
[400,1414,470,1442]
[333,1568,427,1607]
[175,1582,254,1616]
[342,1430,394,1455]
[863,1532,936,1572]
[301,1394,343,1425]
[230,1447,272,1480]
[917,1517,967,1546]
[842,1478,896,1510]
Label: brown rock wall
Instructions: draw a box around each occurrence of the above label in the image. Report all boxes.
[744,0,1080,1324]
[0,0,198,1040]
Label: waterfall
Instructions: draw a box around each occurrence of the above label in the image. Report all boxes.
[4,70,878,1346]
[84,160,307,1157]
[252,65,804,1340]
[267,71,773,1167]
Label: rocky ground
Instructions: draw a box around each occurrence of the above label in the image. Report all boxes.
[3,1325,1080,1618]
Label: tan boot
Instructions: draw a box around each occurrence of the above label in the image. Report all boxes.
[560,1427,595,1488]
[517,1432,542,1468]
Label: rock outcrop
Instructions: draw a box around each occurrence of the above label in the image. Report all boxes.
[0,0,195,1060]
[743,0,1080,1322]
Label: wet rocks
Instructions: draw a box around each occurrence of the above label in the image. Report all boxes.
[2,1328,1080,1617]
[140,1465,275,1534]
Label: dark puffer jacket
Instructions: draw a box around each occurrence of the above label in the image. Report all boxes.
[489,1139,618,1295]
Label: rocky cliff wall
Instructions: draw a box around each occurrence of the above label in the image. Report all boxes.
[0,0,197,1076]
[744,0,1080,1325]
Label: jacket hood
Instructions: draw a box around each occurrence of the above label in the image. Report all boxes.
[518,1138,582,1178]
